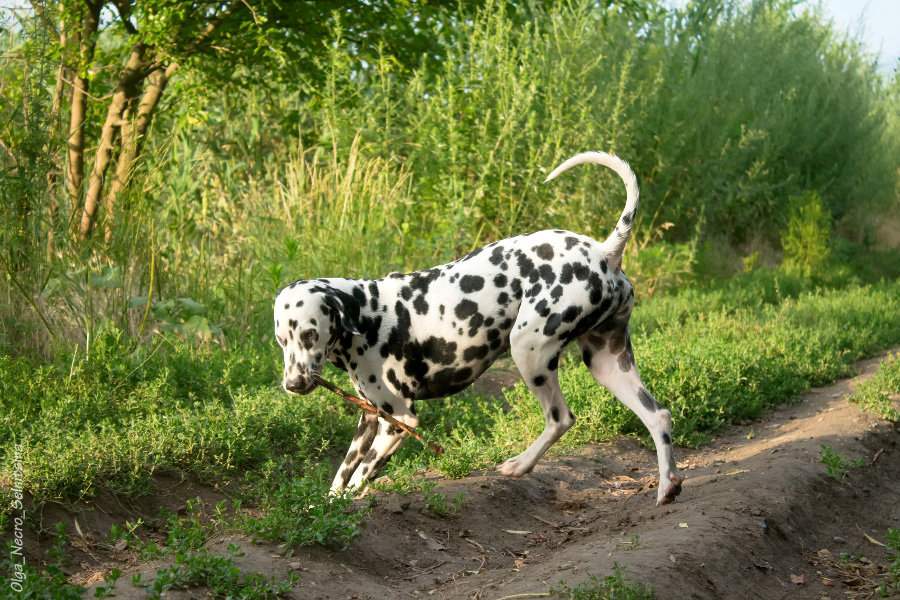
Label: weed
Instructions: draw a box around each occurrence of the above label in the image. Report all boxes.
[0,523,84,599]
[849,355,900,421]
[819,446,854,483]
[552,563,655,599]
[240,466,367,549]
[91,568,122,599]
[424,490,466,518]
[137,544,296,600]
[881,528,900,596]
[781,191,832,276]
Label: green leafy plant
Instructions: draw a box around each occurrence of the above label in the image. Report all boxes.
[424,489,466,518]
[0,523,84,599]
[781,191,832,276]
[240,468,367,549]
[849,355,900,421]
[140,544,296,600]
[880,528,900,596]
[819,446,856,483]
[552,564,655,599]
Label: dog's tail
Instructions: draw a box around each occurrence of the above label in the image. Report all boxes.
[544,151,638,272]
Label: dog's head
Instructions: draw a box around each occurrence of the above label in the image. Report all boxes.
[273,281,362,395]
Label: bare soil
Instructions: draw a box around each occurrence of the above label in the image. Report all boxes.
[23,351,900,599]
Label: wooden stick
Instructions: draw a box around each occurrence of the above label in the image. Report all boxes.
[313,375,445,455]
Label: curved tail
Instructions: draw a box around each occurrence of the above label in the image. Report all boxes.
[544,151,639,272]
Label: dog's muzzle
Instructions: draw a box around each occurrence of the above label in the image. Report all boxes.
[283,373,318,395]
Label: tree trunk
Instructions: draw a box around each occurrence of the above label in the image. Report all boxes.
[79,41,148,241]
[65,5,100,227]
[104,62,177,243]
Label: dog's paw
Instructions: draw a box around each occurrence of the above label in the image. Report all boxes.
[497,457,533,478]
[656,471,684,506]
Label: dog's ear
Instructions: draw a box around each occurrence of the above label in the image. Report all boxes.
[322,291,363,336]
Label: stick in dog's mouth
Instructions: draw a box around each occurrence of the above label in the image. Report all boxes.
[313,375,445,455]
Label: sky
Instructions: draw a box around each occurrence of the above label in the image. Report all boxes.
[819,0,900,75]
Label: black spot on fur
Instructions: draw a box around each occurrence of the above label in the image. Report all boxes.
[459,275,485,293]
[381,401,394,414]
[413,295,429,315]
[489,246,505,265]
[516,253,536,279]
[550,285,564,300]
[581,347,593,367]
[533,374,546,387]
[421,336,457,365]
[463,345,489,362]
[455,299,478,319]
[494,273,508,288]
[573,263,590,281]
[543,313,563,336]
[551,407,560,422]
[295,300,304,307]
[565,236,579,250]
[547,353,560,371]
[368,374,376,383]
[533,243,554,261]
[638,388,661,412]
[662,432,672,445]
[510,279,523,299]
[538,264,556,285]
[561,305,582,323]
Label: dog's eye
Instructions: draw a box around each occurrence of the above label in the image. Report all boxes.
[300,329,319,348]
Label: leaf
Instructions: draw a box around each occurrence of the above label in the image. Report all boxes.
[128,295,148,307]
[183,315,212,338]
[177,297,207,315]
[861,532,885,547]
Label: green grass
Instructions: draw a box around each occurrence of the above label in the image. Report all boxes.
[849,354,900,421]
[3,272,899,516]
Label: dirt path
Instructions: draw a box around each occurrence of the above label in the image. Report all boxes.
[70,350,899,598]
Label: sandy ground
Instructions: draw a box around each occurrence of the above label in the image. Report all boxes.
[19,350,900,599]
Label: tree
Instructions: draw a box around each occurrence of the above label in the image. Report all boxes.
[19,0,472,242]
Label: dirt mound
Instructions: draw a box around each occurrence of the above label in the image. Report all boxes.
[61,351,900,598]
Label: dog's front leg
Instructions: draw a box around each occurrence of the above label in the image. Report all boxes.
[330,412,379,493]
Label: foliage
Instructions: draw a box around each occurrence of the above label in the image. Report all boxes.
[781,191,832,276]
[819,446,851,483]
[239,464,367,550]
[0,523,84,599]
[3,0,898,360]
[135,544,296,600]
[883,528,900,596]
[551,564,655,599]
[848,355,900,421]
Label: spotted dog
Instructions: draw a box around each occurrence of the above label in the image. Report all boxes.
[274,152,683,506]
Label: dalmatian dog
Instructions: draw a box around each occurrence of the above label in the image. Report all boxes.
[274,152,683,506]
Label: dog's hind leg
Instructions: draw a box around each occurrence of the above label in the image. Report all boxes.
[578,327,683,505]
[498,329,576,477]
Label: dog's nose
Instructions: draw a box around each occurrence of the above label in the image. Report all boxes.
[283,375,316,395]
